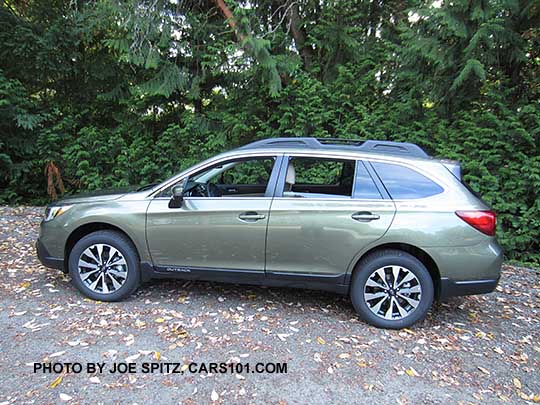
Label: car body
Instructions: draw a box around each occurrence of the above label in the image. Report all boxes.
[36,137,503,328]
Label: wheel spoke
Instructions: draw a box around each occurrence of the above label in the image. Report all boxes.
[108,272,123,290]
[109,256,127,266]
[80,268,100,281]
[83,248,100,265]
[97,244,106,263]
[397,292,421,308]
[108,267,127,278]
[396,272,416,289]
[88,272,103,291]
[79,258,98,269]
[374,268,391,289]
[394,298,409,317]
[369,295,388,315]
[391,266,401,288]
[106,247,119,265]
[365,291,387,301]
[399,285,421,294]
[366,278,386,289]
[384,297,395,319]
[101,273,109,293]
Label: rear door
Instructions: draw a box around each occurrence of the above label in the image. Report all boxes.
[265,155,395,280]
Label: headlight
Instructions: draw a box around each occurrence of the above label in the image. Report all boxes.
[44,205,73,222]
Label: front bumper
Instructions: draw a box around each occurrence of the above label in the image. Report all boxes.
[36,239,64,271]
[439,276,500,300]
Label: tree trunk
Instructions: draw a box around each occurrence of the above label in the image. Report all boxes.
[288,2,312,69]
[215,0,246,42]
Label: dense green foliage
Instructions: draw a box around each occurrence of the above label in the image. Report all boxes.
[1,0,539,263]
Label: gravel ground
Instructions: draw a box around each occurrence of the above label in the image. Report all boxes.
[0,206,539,404]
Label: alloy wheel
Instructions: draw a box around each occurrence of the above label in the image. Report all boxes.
[78,243,128,294]
[363,265,422,320]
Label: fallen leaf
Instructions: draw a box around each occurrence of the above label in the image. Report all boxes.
[211,389,219,401]
[317,337,326,345]
[50,376,63,388]
[513,378,522,389]
[405,367,419,377]
[155,318,165,323]
[125,353,141,362]
[89,376,100,384]
[59,393,72,401]
[478,366,490,376]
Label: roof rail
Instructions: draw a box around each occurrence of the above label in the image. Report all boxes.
[238,137,429,158]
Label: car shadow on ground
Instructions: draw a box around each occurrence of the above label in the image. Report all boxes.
[135,277,472,329]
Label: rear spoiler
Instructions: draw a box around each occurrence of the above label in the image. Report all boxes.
[441,160,462,180]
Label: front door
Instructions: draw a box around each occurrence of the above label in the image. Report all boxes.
[265,156,395,279]
[146,155,282,273]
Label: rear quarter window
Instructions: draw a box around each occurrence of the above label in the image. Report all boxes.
[371,162,444,199]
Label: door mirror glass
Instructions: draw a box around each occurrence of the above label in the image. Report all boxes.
[172,184,184,198]
[169,180,186,208]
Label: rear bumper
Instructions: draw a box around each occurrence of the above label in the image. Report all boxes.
[439,276,500,300]
[36,239,64,271]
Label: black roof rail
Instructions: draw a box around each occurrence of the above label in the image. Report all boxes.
[238,137,320,149]
[238,137,429,158]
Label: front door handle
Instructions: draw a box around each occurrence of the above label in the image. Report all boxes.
[351,212,380,222]
[238,212,266,222]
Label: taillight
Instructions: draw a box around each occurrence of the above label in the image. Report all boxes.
[455,210,496,236]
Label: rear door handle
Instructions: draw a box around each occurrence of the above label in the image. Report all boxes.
[238,212,266,222]
[351,212,380,222]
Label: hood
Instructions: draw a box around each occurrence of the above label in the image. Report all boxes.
[52,188,133,205]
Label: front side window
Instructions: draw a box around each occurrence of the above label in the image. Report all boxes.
[283,157,355,198]
[371,162,444,199]
[163,156,277,198]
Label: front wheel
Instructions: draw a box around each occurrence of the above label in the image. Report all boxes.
[68,230,140,301]
[350,249,434,329]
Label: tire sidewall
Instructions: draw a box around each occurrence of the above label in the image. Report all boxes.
[351,252,434,329]
[68,232,140,301]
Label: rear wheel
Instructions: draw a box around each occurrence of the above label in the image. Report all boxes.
[68,230,140,301]
[350,249,434,329]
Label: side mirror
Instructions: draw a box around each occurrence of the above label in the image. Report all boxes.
[168,183,185,208]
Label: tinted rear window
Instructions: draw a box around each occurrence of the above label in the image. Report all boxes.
[372,162,443,199]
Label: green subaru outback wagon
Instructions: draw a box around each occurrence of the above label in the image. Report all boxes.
[36,138,502,329]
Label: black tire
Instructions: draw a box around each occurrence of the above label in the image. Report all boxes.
[68,230,140,301]
[350,249,434,329]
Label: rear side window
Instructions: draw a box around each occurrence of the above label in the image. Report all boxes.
[371,162,443,199]
[285,157,355,198]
